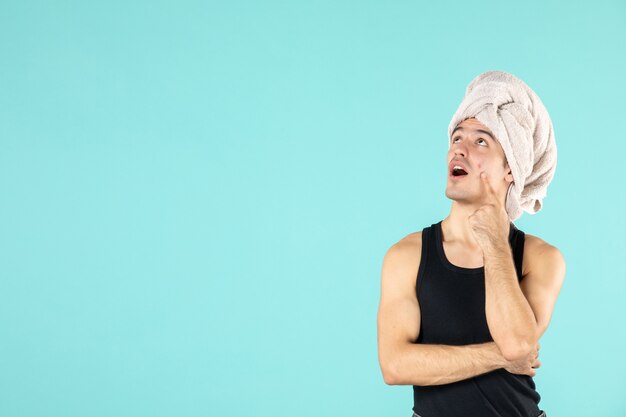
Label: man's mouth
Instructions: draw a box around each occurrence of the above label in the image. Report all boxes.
[452,167,467,177]
[448,160,470,178]
[449,167,469,179]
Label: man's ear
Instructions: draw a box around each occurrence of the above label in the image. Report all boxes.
[504,163,514,183]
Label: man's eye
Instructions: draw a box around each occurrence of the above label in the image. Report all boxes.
[451,136,487,146]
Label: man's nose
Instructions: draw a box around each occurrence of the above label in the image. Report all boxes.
[451,139,469,157]
[453,146,467,158]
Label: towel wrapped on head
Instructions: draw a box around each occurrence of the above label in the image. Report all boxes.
[448,70,557,222]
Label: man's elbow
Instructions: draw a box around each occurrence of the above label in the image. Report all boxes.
[380,351,413,385]
[381,361,400,385]
[500,339,535,362]
[382,371,397,385]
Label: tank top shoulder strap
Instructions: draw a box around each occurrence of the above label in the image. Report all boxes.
[509,222,526,282]
[416,223,436,297]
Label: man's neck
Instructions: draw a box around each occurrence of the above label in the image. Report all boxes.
[442,202,489,248]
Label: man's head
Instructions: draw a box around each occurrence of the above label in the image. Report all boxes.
[446,70,557,221]
[446,117,513,207]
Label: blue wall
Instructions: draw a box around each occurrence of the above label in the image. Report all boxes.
[1,1,624,416]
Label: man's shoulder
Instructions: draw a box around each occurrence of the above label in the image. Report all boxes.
[524,233,562,255]
[383,231,423,271]
[523,233,566,274]
[381,230,424,291]
[391,230,423,253]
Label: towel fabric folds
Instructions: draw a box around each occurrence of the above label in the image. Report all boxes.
[448,70,557,221]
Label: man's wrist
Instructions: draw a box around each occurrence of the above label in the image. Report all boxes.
[482,240,512,259]
[484,341,508,368]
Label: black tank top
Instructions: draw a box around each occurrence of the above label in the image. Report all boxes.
[413,220,542,417]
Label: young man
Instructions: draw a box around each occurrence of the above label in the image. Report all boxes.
[377,71,565,417]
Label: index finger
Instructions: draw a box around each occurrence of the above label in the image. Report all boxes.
[480,171,499,205]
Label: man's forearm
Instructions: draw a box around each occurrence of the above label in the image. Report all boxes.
[389,341,506,386]
[483,243,537,358]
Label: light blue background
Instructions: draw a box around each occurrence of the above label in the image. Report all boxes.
[1,1,624,416]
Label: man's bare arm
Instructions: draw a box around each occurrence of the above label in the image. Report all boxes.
[483,242,537,360]
[483,236,566,361]
[380,339,506,386]
[377,237,508,386]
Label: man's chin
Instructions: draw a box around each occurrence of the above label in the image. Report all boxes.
[444,191,481,202]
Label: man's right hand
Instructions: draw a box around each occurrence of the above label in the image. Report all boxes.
[503,343,541,377]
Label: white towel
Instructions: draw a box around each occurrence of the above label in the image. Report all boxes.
[448,70,557,221]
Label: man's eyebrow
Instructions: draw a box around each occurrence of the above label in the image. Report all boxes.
[450,126,495,141]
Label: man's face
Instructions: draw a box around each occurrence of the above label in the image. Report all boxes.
[445,117,513,206]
